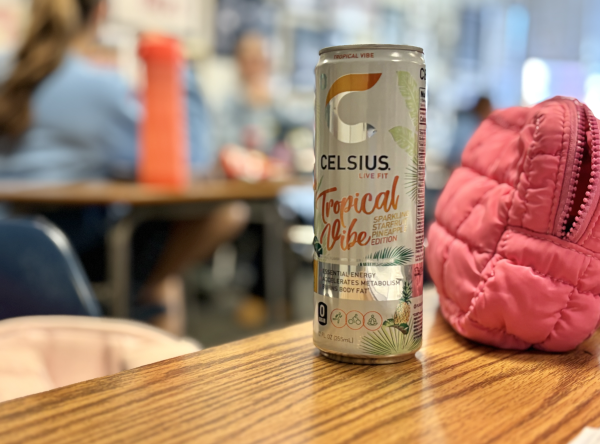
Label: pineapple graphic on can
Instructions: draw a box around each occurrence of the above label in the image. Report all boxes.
[313,45,426,364]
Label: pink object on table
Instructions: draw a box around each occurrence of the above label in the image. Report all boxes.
[426,97,600,352]
[0,316,200,403]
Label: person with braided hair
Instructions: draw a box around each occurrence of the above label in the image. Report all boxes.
[0,0,250,335]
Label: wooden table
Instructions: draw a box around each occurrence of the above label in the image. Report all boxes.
[0,180,305,206]
[1,290,598,444]
[0,179,309,319]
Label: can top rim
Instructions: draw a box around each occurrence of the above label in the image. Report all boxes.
[319,44,424,55]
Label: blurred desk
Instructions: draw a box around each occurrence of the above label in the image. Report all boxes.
[0,290,598,444]
[0,179,309,319]
[0,180,305,205]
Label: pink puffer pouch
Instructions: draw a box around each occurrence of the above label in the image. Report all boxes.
[426,97,600,352]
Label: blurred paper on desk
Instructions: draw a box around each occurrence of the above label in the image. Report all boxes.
[570,427,600,444]
[220,145,290,182]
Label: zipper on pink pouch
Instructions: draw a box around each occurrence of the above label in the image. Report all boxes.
[555,100,600,243]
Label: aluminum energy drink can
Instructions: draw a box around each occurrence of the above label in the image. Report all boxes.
[313,44,426,364]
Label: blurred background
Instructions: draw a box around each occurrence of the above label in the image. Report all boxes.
[1,0,600,349]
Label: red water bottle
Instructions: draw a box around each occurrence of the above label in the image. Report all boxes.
[138,35,189,190]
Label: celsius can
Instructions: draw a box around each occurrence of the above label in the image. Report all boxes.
[313,44,426,364]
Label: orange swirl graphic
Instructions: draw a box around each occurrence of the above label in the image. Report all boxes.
[326,73,382,105]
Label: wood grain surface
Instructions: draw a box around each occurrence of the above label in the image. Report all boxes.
[0,178,308,206]
[0,291,599,444]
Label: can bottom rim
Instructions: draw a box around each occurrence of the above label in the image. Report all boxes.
[319,349,416,365]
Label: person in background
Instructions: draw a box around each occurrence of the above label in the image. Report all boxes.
[0,0,249,335]
[449,96,493,169]
[215,32,281,155]
[209,32,286,327]
[214,31,314,176]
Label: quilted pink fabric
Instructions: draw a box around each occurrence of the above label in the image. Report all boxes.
[426,97,600,352]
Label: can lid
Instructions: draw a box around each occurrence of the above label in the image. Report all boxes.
[319,44,424,55]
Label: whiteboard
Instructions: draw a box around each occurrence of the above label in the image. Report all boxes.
[107,0,202,36]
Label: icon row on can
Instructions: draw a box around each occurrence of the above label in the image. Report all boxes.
[330,309,383,331]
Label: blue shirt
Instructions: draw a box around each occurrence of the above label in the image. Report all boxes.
[0,54,212,181]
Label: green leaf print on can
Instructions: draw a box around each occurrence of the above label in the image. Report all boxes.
[313,175,326,255]
[359,246,414,267]
[404,162,419,202]
[389,126,417,163]
[396,71,420,131]
[313,236,323,257]
[360,316,420,356]
[389,71,421,203]
[389,125,418,202]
